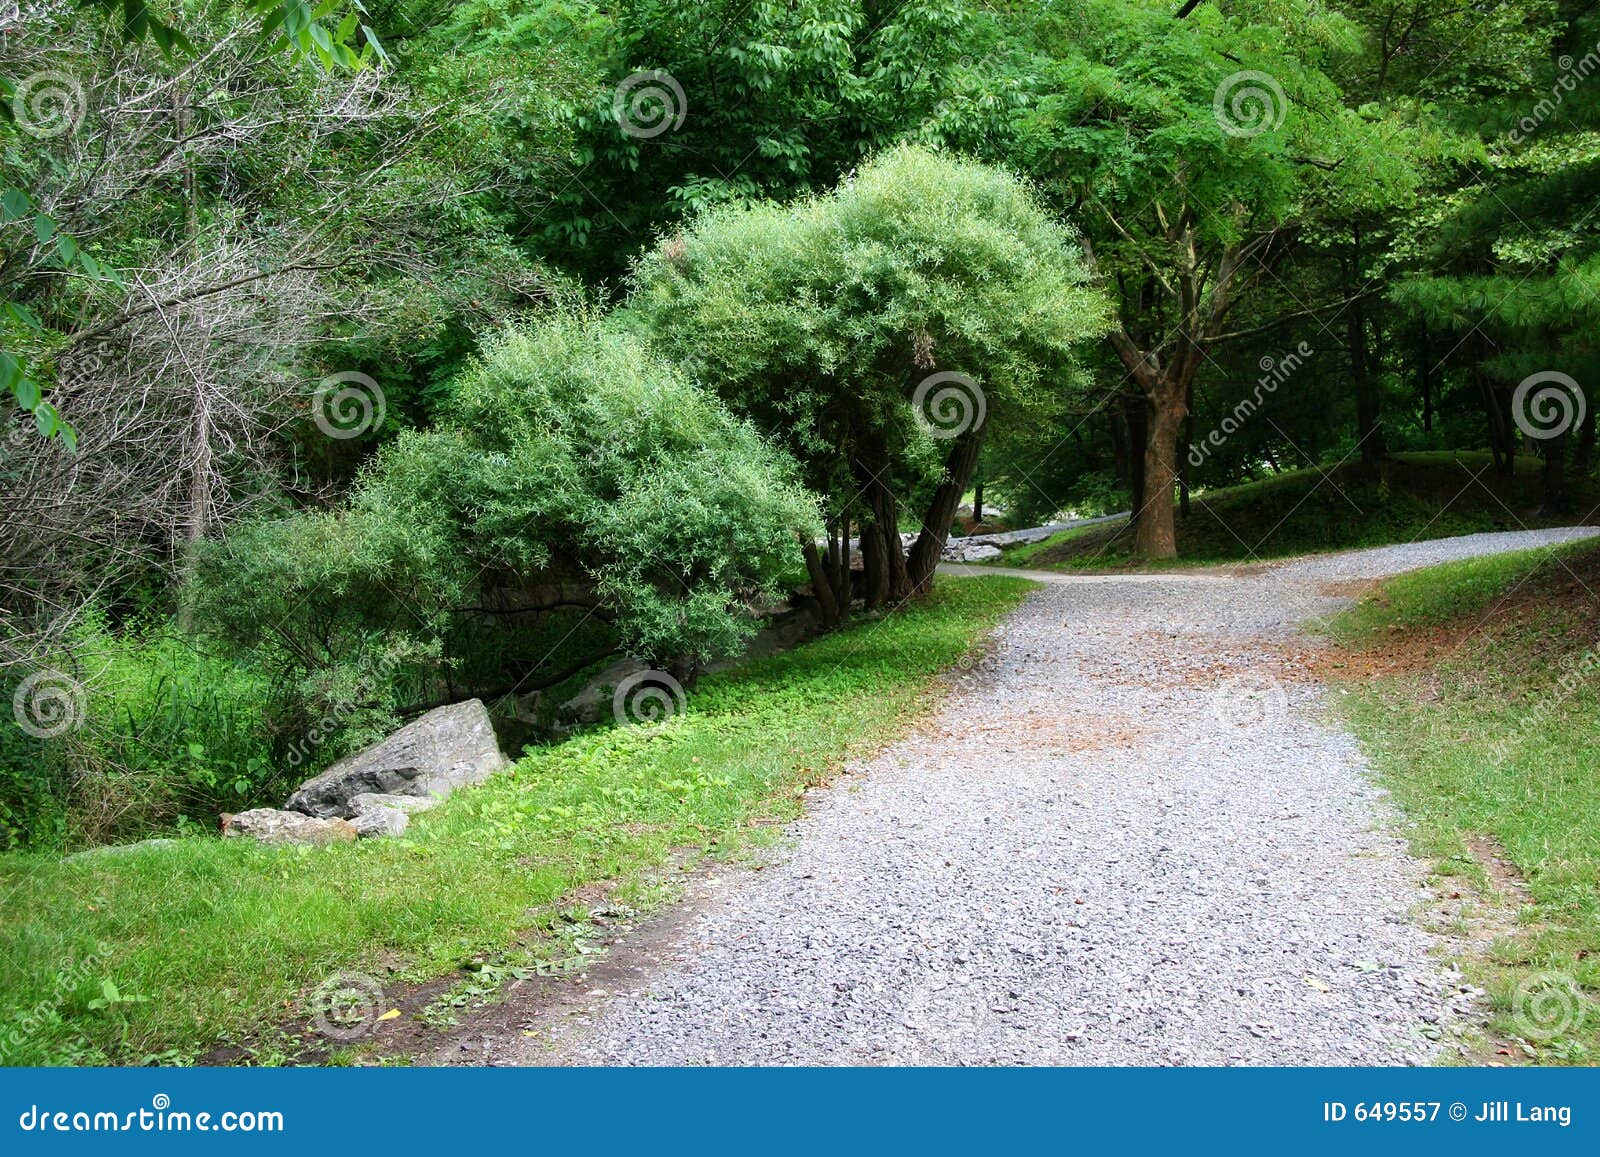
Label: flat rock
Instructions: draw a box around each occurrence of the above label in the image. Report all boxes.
[64,837,179,863]
[349,792,440,817]
[285,699,507,818]
[223,808,357,845]
[352,806,410,839]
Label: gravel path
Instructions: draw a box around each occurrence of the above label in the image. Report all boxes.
[516,527,1598,1067]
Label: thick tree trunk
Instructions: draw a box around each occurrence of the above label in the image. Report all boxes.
[971,479,984,527]
[860,514,890,608]
[907,429,986,594]
[801,537,840,630]
[856,448,909,602]
[1134,385,1186,559]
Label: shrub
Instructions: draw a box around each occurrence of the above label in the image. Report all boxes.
[194,310,821,752]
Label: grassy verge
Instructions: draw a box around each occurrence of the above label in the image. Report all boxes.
[1007,451,1600,571]
[1323,540,1600,1063]
[0,575,1035,1066]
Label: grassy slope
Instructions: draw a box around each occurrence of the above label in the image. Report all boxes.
[1007,451,1600,570]
[0,576,1035,1066]
[1324,540,1600,1063]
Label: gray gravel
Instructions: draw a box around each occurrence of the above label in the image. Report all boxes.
[526,527,1597,1067]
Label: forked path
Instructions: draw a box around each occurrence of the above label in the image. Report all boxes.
[497,528,1598,1066]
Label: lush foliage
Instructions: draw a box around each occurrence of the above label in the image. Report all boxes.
[0,575,1031,1065]
[194,311,819,760]
[630,144,1106,612]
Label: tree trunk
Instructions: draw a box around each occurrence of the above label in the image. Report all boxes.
[856,447,909,602]
[801,537,840,630]
[1134,384,1186,559]
[1417,325,1433,434]
[1541,427,1571,515]
[1124,392,1148,530]
[1575,402,1596,475]
[1471,337,1514,476]
[860,512,888,608]
[1349,296,1385,465]
[1178,379,1194,518]
[907,428,986,594]
[972,478,984,527]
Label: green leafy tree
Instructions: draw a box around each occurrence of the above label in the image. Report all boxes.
[1014,0,1416,557]
[629,144,1107,621]
[195,310,819,740]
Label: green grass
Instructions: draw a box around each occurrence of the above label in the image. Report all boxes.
[0,575,1035,1066]
[1007,451,1600,571]
[1325,541,1600,1064]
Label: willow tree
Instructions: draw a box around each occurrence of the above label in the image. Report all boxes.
[628,145,1107,624]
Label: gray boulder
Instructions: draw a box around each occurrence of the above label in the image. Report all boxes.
[285,699,507,818]
[348,792,439,839]
[352,807,409,839]
[349,792,440,817]
[940,535,1006,562]
[223,808,358,845]
[551,657,649,730]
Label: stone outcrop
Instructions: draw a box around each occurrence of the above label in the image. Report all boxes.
[285,699,507,818]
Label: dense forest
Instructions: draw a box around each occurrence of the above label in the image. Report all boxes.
[3,0,1597,852]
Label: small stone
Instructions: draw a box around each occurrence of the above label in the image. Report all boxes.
[222,808,357,846]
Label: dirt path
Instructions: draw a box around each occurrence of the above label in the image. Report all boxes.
[435,527,1598,1067]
